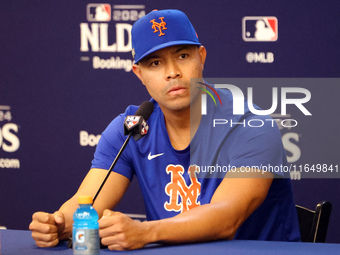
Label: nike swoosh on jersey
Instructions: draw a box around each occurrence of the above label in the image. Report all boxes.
[148,152,164,160]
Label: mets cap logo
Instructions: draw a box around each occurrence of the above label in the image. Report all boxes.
[150,17,167,36]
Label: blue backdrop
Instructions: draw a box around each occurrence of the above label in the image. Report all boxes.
[1,0,339,243]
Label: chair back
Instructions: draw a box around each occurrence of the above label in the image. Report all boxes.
[296,201,332,242]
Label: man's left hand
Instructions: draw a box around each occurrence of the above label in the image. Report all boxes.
[98,209,150,250]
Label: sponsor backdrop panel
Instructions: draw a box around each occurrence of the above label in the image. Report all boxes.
[1,0,339,243]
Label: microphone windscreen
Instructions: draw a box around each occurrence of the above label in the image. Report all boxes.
[135,101,154,121]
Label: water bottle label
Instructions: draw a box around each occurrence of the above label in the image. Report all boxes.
[73,229,100,255]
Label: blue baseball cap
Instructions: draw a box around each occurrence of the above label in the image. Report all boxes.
[131,9,201,63]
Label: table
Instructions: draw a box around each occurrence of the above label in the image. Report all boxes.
[1,229,340,255]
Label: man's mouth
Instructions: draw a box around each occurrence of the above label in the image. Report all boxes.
[167,86,187,96]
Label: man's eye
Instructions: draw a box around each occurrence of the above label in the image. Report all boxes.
[151,60,160,66]
[179,53,188,59]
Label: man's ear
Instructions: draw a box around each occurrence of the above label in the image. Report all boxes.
[198,46,207,71]
[132,64,144,85]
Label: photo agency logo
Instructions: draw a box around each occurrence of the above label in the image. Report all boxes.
[194,79,340,180]
[196,82,222,115]
[197,81,312,129]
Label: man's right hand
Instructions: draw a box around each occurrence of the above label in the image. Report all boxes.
[29,211,66,247]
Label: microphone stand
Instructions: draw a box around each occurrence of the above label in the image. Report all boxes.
[93,132,132,203]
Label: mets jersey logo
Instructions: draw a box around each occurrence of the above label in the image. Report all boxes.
[164,164,201,213]
[150,17,167,36]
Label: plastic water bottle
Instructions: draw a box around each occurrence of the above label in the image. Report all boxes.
[73,196,100,255]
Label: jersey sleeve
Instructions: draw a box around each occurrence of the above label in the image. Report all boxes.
[227,114,288,177]
[91,114,135,181]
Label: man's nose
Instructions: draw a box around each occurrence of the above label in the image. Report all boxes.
[166,60,182,80]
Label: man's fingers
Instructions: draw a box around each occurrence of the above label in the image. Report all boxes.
[102,209,116,217]
[99,214,130,238]
[99,226,119,239]
[29,220,58,233]
[32,231,58,242]
[102,235,129,251]
[103,209,112,217]
[30,211,65,248]
[32,212,55,224]
[99,210,123,221]
[53,211,65,235]
[101,235,120,246]
[108,244,125,251]
[98,210,121,229]
[53,211,64,224]
[35,238,59,248]
[98,218,114,230]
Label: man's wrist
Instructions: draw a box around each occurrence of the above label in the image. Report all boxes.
[142,220,161,245]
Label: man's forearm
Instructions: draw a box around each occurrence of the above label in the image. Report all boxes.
[143,173,272,245]
[58,197,78,240]
[144,202,239,244]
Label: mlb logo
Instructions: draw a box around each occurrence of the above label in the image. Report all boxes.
[87,4,111,22]
[125,116,140,129]
[141,120,149,135]
[242,17,278,41]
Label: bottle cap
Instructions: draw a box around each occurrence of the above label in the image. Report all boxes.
[78,196,93,204]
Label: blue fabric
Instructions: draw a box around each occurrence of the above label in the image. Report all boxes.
[3,230,340,255]
[91,87,300,242]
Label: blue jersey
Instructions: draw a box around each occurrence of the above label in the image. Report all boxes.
[91,88,301,242]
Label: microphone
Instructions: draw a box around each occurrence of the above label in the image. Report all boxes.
[124,100,154,141]
[68,101,153,249]
[93,100,154,202]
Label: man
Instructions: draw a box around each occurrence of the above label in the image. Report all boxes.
[29,9,300,251]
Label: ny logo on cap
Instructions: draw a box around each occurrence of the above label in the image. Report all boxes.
[150,17,167,36]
